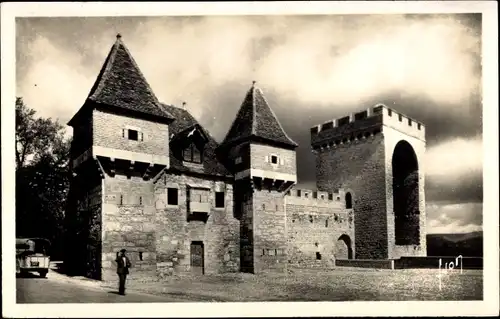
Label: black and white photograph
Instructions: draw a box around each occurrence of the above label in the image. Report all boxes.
[2,1,498,317]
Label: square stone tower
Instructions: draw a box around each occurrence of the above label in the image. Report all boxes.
[310,104,427,260]
[66,34,173,280]
[219,82,298,273]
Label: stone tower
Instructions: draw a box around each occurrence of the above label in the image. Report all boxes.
[219,82,298,273]
[66,34,173,280]
[310,104,426,260]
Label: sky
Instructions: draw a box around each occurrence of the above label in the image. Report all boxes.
[15,14,483,234]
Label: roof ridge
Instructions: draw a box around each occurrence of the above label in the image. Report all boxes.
[220,86,253,145]
[88,38,120,100]
[161,102,186,112]
[251,81,258,135]
[162,102,221,145]
[254,86,298,146]
[117,37,161,107]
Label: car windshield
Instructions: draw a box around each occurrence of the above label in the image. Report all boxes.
[16,239,49,255]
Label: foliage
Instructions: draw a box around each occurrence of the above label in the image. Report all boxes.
[15,97,70,259]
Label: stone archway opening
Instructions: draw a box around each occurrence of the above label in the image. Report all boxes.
[335,234,353,259]
[392,140,420,245]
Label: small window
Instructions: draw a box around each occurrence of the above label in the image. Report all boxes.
[328,193,333,200]
[325,219,329,227]
[316,252,322,260]
[167,188,178,205]
[271,155,278,164]
[345,192,353,209]
[388,109,392,116]
[215,192,225,208]
[183,143,203,164]
[417,123,422,130]
[139,196,143,205]
[408,119,412,126]
[128,129,138,141]
[119,194,123,205]
[139,251,143,261]
[398,114,403,122]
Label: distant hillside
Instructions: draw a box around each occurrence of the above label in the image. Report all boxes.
[426,231,483,257]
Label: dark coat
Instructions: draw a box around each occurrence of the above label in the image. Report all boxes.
[116,255,131,275]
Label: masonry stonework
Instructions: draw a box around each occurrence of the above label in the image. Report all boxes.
[93,109,169,156]
[285,188,355,268]
[154,172,239,277]
[66,35,427,281]
[311,105,427,260]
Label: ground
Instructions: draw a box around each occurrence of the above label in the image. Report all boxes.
[16,263,482,303]
[16,272,185,303]
[117,267,482,301]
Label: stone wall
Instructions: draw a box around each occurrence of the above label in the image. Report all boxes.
[383,123,427,259]
[101,174,156,282]
[285,189,354,268]
[70,111,93,161]
[237,180,254,273]
[250,143,296,175]
[154,172,239,277]
[315,133,388,259]
[64,161,103,279]
[93,109,169,156]
[252,189,287,273]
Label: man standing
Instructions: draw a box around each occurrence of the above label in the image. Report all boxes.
[115,249,131,295]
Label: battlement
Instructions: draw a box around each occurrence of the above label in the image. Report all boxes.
[310,104,426,148]
[285,187,353,209]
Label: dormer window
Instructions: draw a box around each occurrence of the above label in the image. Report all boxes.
[271,155,278,164]
[183,142,203,164]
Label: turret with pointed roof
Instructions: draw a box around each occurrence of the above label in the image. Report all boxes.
[221,81,298,150]
[222,82,297,274]
[69,34,173,126]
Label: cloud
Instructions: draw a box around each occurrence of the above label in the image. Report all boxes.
[17,15,481,136]
[16,14,483,234]
[427,202,482,233]
[17,35,94,125]
[425,135,482,178]
[424,135,483,203]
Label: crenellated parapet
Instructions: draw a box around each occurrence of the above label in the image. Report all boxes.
[310,104,426,151]
[285,187,353,210]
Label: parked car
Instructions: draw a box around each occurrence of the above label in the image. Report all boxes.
[16,238,51,278]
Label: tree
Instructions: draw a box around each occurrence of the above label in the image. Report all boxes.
[15,97,70,260]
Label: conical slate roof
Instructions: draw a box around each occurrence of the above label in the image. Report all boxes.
[86,34,173,120]
[222,82,298,148]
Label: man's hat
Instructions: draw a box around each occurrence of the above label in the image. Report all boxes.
[120,249,127,253]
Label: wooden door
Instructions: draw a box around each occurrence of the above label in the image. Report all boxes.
[190,241,204,275]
